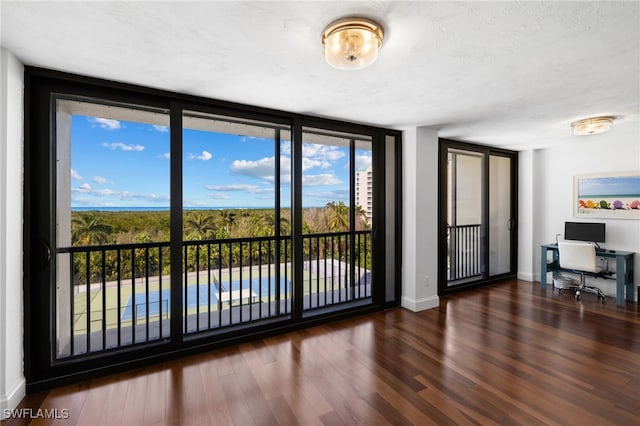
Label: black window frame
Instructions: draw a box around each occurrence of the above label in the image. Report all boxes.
[437,138,518,296]
[23,66,402,391]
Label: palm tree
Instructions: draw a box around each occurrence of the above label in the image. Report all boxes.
[260,212,291,236]
[354,204,370,230]
[184,212,216,240]
[326,201,350,232]
[219,209,236,234]
[71,213,112,246]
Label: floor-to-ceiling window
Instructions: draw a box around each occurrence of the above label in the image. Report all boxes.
[54,99,172,359]
[300,127,374,314]
[25,69,401,390]
[438,139,517,294]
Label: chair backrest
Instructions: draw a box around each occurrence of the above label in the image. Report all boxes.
[558,241,599,273]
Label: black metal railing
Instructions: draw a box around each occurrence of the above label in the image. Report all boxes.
[55,230,371,358]
[447,224,481,281]
[302,231,371,311]
[182,236,292,334]
[56,241,171,358]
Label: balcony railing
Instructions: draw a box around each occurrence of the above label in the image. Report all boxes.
[447,224,482,281]
[55,230,371,359]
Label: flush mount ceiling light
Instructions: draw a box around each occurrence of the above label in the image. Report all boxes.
[321,17,384,70]
[571,116,615,136]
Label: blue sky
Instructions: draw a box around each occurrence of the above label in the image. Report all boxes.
[70,115,371,209]
[578,176,640,197]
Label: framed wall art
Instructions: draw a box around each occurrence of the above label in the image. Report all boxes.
[574,171,640,219]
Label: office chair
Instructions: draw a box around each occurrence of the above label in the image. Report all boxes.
[557,241,607,302]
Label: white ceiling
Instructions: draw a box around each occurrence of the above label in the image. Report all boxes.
[1,1,639,150]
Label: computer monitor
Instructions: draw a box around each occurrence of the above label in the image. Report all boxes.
[564,221,606,243]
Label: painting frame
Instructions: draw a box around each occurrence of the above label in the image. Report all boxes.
[574,171,640,219]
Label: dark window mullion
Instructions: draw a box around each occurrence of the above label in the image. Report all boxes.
[169,103,183,346]
[292,120,303,320]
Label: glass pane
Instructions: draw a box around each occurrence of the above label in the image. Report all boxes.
[489,155,512,275]
[447,149,484,285]
[301,127,372,311]
[56,98,170,358]
[384,134,397,303]
[182,111,291,333]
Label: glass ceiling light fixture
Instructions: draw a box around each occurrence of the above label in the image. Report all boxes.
[571,116,615,136]
[321,17,384,70]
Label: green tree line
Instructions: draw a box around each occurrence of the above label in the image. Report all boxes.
[69,203,371,285]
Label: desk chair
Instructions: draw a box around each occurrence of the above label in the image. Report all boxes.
[557,241,607,302]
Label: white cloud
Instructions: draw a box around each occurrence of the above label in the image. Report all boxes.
[281,141,292,155]
[187,150,212,161]
[72,185,167,203]
[92,176,110,184]
[231,156,276,181]
[229,155,292,184]
[119,191,170,202]
[71,169,83,180]
[306,189,350,201]
[102,142,145,152]
[205,183,274,194]
[162,152,170,159]
[302,143,346,162]
[209,192,230,200]
[280,142,346,172]
[153,125,169,132]
[205,183,258,192]
[89,117,121,130]
[355,153,372,171]
[302,173,341,186]
[70,197,111,207]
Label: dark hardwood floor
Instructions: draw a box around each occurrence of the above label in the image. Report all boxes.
[4,280,640,425]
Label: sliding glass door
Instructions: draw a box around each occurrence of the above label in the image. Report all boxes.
[439,139,517,293]
[54,98,172,358]
[445,148,485,283]
[489,153,514,276]
[180,110,293,334]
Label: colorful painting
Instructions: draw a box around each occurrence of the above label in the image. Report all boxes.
[574,172,640,219]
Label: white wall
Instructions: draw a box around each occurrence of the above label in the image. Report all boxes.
[401,127,439,311]
[518,150,535,281]
[523,130,640,297]
[0,48,25,417]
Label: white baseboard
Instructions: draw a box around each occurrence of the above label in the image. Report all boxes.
[0,377,26,420]
[401,295,439,312]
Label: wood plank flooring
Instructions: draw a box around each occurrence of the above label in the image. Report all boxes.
[4,280,640,425]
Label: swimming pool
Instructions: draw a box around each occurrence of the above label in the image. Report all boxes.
[121,276,289,321]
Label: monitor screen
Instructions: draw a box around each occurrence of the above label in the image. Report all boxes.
[564,221,606,243]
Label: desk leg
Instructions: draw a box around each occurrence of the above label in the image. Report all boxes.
[624,256,635,303]
[540,246,548,289]
[615,256,626,306]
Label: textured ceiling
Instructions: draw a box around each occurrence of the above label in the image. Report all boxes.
[1,1,639,150]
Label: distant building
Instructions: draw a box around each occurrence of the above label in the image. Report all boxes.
[355,166,373,224]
